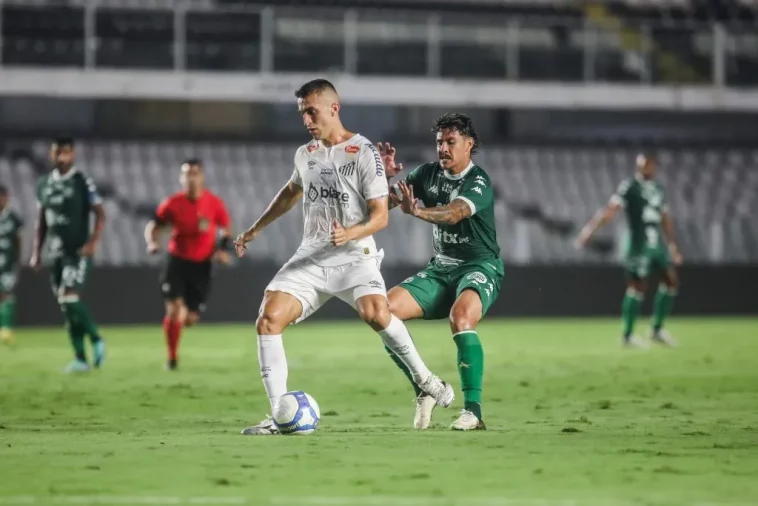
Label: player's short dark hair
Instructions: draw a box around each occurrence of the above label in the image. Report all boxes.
[432,113,480,154]
[295,79,337,99]
[53,137,75,148]
[182,158,203,168]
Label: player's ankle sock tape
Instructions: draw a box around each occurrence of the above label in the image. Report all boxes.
[384,344,423,397]
[453,331,484,405]
[379,316,431,384]
[258,334,288,411]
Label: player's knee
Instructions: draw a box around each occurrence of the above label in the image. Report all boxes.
[357,300,391,330]
[165,300,184,321]
[185,312,200,327]
[256,312,286,336]
[449,304,480,333]
[665,272,680,290]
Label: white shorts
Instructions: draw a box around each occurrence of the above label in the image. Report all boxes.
[264,252,387,324]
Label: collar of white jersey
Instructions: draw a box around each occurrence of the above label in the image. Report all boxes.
[0,207,9,219]
[443,161,475,180]
[52,167,78,181]
[312,133,361,151]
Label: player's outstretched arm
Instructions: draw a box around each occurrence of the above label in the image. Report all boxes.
[331,197,389,247]
[661,210,682,264]
[576,201,620,248]
[235,181,303,256]
[30,206,47,271]
[144,219,164,254]
[397,181,471,225]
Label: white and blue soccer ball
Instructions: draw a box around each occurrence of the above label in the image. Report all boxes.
[272,391,320,435]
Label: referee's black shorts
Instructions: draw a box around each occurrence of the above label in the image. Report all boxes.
[160,254,212,313]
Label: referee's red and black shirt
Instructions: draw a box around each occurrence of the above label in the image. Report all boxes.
[155,191,230,262]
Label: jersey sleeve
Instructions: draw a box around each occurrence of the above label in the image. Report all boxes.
[454,172,493,216]
[215,196,231,227]
[289,149,304,188]
[358,143,389,201]
[82,175,102,206]
[610,179,631,207]
[155,196,174,224]
[392,163,427,202]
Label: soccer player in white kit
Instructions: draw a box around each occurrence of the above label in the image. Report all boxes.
[234,79,455,435]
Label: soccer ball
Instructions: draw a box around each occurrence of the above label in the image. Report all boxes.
[272,391,320,435]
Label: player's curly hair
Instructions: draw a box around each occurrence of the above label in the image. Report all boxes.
[431,113,480,155]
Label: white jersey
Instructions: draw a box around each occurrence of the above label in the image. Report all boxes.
[289,134,388,267]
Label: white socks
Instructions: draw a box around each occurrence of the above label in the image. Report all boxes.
[257,334,288,412]
[378,316,431,384]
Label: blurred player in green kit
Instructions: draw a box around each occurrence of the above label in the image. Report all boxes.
[577,153,682,348]
[0,185,24,345]
[379,114,502,431]
[30,138,107,372]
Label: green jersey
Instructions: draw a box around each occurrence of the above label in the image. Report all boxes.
[404,162,499,263]
[0,208,24,272]
[612,176,668,254]
[37,168,102,260]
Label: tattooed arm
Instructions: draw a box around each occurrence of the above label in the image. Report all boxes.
[411,199,472,225]
[398,181,472,225]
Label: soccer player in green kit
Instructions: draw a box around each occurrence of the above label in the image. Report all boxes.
[576,153,681,348]
[0,185,24,345]
[30,138,107,372]
[378,113,502,431]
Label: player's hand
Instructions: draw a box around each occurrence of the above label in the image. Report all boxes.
[398,181,419,216]
[80,241,97,257]
[215,250,231,265]
[331,220,350,247]
[670,245,683,265]
[29,252,42,272]
[146,241,160,255]
[376,142,403,179]
[234,231,254,257]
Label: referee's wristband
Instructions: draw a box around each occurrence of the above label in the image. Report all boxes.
[219,236,233,251]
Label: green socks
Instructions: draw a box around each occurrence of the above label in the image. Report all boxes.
[384,345,423,397]
[454,331,484,420]
[62,302,87,362]
[386,329,485,420]
[0,297,15,331]
[75,301,102,344]
[62,300,103,361]
[622,289,643,339]
[652,285,677,331]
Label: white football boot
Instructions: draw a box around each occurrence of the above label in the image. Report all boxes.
[240,415,279,435]
[650,328,678,347]
[451,409,486,431]
[623,334,649,349]
[413,393,438,430]
[418,374,455,408]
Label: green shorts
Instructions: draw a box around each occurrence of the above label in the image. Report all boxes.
[49,255,92,298]
[400,258,504,320]
[0,270,17,295]
[624,246,672,280]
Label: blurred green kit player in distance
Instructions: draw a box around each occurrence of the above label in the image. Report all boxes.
[577,154,681,348]
[0,185,24,345]
[379,113,503,431]
[30,138,108,373]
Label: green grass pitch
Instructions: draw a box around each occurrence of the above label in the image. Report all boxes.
[1,317,758,506]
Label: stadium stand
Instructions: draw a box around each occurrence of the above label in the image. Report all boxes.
[2,141,756,266]
[2,0,756,84]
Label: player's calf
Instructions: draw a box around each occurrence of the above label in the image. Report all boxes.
[450,292,485,425]
[163,299,186,370]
